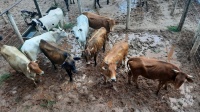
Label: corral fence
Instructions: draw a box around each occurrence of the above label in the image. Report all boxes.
[189,0,200,73]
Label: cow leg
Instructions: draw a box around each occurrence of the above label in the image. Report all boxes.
[103,41,106,53]
[94,53,97,66]
[133,74,139,89]
[65,69,73,82]
[163,83,168,90]
[64,0,70,11]
[96,0,102,8]
[128,70,132,84]
[73,0,75,4]
[156,81,165,95]
[107,0,109,5]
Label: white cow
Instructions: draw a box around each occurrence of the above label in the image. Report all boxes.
[21,28,68,61]
[0,45,44,85]
[31,8,64,32]
[72,14,89,50]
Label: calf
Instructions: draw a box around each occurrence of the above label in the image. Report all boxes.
[101,35,129,82]
[84,27,108,66]
[29,8,64,32]
[94,0,109,8]
[82,12,115,33]
[127,57,193,95]
[39,39,80,81]
[0,45,44,85]
[21,28,68,61]
[72,14,89,50]
[64,0,75,11]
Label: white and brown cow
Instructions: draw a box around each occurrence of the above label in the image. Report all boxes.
[0,45,44,85]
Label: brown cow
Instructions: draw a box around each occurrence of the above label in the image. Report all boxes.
[39,39,80,81]
[82,12,115,32]
[127,57,193,95]
[101,35,129,82]
[84,27,108,66]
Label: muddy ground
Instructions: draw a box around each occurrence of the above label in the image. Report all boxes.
[0,0,200,112]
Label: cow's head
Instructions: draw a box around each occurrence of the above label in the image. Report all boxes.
[83,47,94,62]
[173,69,193,89]
[107,19,116,32]
[71,26,83,40]
[102,62,117,82]
[27,61,44,75]
[61,54,81,73]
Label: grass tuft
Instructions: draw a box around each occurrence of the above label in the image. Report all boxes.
[63,23,75,30]
[0,73,11,85]
[167,26,180,32]
[40,100,56,108]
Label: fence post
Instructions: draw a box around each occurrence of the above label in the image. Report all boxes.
[0,8,8,24]
[6,11,24,44]
[33,0,42,18]
[77,0,82,14]
[177,0,192,31]
[126,0,131,30]
[190,21,200,58]
[170,0,178,16]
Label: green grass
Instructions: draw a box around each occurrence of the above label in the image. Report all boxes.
[63,23,75,30]
[0,73,11,85]
[40,100,56,108]
[167,26,180,32]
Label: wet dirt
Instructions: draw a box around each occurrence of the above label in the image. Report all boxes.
[0,0,200,112]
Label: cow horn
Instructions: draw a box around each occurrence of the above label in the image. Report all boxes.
[105,61,108,64]
[187,75,193,78]
[172,69,180,73]
[102,67,106,70]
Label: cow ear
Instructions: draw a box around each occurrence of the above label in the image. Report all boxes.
[73,57,81,60]
[79,29,82,31]
[186,75,193,83]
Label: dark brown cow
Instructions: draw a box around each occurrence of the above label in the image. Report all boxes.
[127,57,193,95]
[39,39,80,81]
[82,12,115,32]
[84,27,108,66]
[101,35,129,82]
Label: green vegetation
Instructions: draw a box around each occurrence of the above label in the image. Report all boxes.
[40,100,56,108]
[0,73,11,85]
[63,23,75,30]
[167,26,180,32]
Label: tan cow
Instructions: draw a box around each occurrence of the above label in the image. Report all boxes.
[0,45,44,85]
[82,12,115,32]
[101,35,129,82]
[84,27,108,66]
[127,57,193,95]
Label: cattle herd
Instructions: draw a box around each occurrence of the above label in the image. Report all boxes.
[0,5,194,95]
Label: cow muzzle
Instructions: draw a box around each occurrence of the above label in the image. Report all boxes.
[39,71,44,75]
[111,77,116,82]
